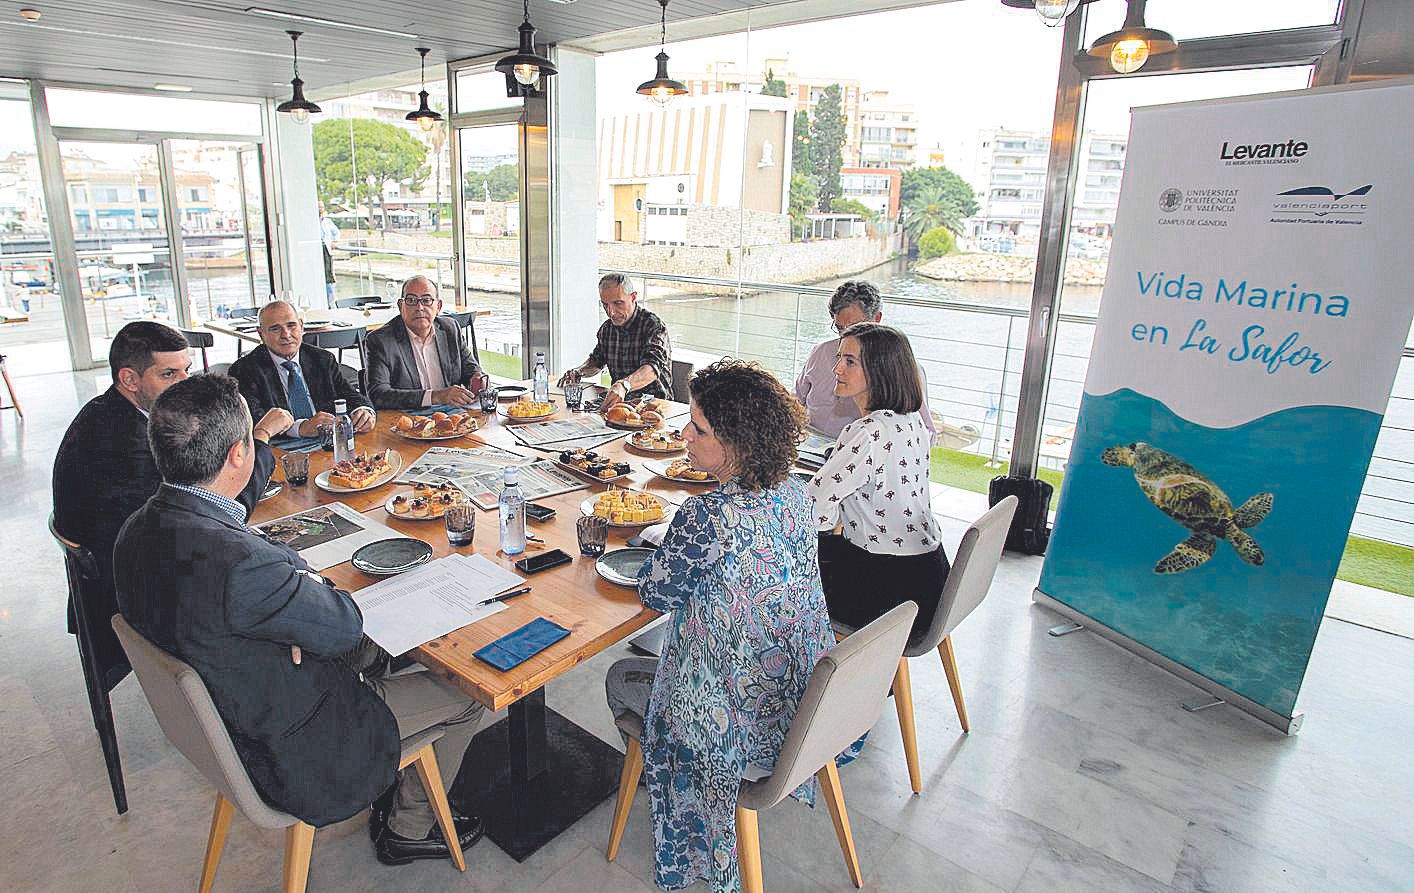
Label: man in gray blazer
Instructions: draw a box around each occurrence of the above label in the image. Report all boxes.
[365,275,482,409]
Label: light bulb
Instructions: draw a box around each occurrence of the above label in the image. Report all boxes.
[1110,38,1151,74]
[649,86,674,107]
[418,115,436,133]
[513,63,539,86]
[290,107,310,125]
[1034,0,1078,22]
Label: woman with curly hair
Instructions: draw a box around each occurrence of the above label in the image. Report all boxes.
[604,359,834,892]
[810,322,948,641]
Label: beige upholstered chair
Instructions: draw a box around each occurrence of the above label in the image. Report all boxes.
[112,616,465,893]
[607,602,917,893]
[835,496,1017,793]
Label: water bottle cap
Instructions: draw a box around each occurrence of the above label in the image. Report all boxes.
[502,466,518,483]
[535,352,545,360]
[334,399,347,413]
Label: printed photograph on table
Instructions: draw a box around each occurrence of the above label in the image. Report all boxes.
[1037,82,1414,726]
[258,505,362,551]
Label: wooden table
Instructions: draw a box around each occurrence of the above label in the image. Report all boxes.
[250,396,699,860]
[204,305,489,346]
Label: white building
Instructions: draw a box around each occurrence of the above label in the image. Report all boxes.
[858,90,917,170]
[970,127,1126,243]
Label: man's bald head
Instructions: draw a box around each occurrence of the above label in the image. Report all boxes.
[257,300,304,360]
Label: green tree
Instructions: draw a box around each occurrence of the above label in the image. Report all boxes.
[900,165,978,218]
[465,163,519,202]
[903,185,964,242]
[313,118,429,230]
[761,69,788,98]
[808,83,846,212]
[830,197,875,220]
[918,225,957,258]
[788,173,818,240]
[791,110,812,173]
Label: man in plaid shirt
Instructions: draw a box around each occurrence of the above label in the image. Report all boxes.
[558,273,674,409]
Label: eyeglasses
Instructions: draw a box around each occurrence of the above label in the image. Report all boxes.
[401,296,438,307]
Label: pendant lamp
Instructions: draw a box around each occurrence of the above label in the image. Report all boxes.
[1000,0,1099,26]
[495,0,557,95]
[405,47,444,132]
[1087,0,1177,74]
[636,0,688,106]
[275,30,321,124]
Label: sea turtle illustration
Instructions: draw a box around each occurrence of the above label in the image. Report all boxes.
[1101,442,1273,574]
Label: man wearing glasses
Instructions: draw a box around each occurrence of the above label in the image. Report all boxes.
[365,275,482,409]
[794,280,937,441]
[556,272,673,411]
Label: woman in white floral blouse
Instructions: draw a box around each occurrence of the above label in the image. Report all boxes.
[809,322,949,640]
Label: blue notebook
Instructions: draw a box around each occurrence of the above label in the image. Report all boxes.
[474,617,571,671]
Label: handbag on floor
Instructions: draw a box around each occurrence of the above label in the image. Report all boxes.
[988,474,1053,555]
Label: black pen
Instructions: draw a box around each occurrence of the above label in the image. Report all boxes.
[488,585,532,604]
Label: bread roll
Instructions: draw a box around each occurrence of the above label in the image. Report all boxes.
[606,404,633,423]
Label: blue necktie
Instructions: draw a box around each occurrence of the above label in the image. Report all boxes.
[282,360,316,419]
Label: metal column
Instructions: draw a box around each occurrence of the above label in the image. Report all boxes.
[520,91,552,375]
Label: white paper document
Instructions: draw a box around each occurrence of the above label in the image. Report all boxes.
[255,501,400,572]
[352,554,526,655]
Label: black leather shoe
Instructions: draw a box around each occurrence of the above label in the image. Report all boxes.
[375,813,485,866]
[368,785,396,843]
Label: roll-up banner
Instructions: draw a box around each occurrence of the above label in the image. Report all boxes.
[1036,80,1414,733]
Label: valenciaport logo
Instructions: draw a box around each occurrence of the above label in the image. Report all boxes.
[1159,188,1183,212]
[1219,137,1308,166]
[1270,184,1372,226]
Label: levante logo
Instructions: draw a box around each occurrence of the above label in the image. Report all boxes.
[1219,138,1308,166]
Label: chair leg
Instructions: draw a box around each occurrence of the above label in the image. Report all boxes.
[406,744,467,872]
[74,631,127,814]
[0,356,20,418]
[892,657,922,794]
[282,822,315,893]
[735,807,764,893]
[938,635,970,733]
[198,794,234,893]
[606,737,643,861]
[816,762,863,888]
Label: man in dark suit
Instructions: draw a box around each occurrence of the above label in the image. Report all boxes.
[228,299,374,437]
[52,321,283,688]
[365,275,482,410]
[113,375,485,862]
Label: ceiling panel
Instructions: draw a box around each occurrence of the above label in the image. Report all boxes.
[0,0,884,98]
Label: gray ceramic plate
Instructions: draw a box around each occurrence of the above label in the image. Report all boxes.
[595,547,654,587]
[351,538,434,576]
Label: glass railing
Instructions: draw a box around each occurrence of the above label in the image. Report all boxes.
[610,266,1414,550]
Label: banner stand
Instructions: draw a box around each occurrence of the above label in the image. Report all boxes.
[1033,589,1304,736]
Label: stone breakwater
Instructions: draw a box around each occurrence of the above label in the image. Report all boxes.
[916,253,1109,287]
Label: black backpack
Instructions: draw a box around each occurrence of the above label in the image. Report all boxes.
[988,474,1053,555]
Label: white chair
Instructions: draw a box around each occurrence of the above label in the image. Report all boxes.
[112,616,466,892]
[834,496,1017,793]
[607,602,918,893]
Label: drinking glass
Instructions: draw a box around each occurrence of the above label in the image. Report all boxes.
[478,387,499,413]
[445,505,476,548]
[576,515,608,557]
[563,380,585,411]
[280,452,309,486]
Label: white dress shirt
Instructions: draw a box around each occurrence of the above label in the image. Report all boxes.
[794,337,937,442]
[408,328,446,407]
[809,409,939,556]
[267,347,306,435]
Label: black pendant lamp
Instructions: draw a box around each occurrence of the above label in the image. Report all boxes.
[495,0,557,95]
[405,47,443,132]
[637,0,687,106]
[276,30,321,124]
[1000,0,1099,26]
[1088,0,1177,73]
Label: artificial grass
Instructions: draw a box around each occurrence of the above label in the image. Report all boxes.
[479,348,523,380]
[929,447,1414,598]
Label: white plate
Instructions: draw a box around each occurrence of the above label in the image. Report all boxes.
[382,486,471,520]
[387,417,479,441]
[644,458,718,485]
[554,454,634,484]
[579,492,670,528]
[626,431,686,453]
[314,450,404,493]
[498,401,557,423]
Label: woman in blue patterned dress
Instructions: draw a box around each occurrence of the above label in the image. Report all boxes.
[604,359,834,892]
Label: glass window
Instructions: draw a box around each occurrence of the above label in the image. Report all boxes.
[454,69,524,115]
[45,89,262,135]
[1083,0,1340,44]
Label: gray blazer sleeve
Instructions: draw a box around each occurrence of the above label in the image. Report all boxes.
[364,328,425,410]
[223,539,365,658]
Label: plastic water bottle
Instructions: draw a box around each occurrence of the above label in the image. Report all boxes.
[498,467,527,555]
[532,352,549,403]
[331,399,355,463]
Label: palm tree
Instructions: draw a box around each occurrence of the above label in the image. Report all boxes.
[902,186,963,243]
